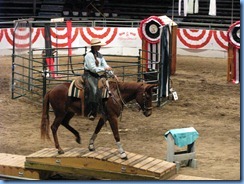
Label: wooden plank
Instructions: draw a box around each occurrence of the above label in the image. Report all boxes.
[82,150,100,157]
[113,152,136,164]
[0,154,18,161]
[93,148,117,160]
[126,155,148,166]
[27,148,54,157]
[147,159,172,172]
[133,157,155,169]
[60,148,79,157]
[96,147,112,152]
[107,153,121,162]
[25,162,157,180]
[55,148,74,157]
[26,157,122,174]
[34,148,55,157]
[121,154,144,166]
[101,148,118,161]
[0,154,22,166]
[28,148,58,157]
[139,158,163,170]
[155,161,176,174]
[59,148,87,157]
[11,157,26,167]
[83,150,105,158]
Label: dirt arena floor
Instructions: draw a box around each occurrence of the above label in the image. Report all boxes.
[0,55,240,180]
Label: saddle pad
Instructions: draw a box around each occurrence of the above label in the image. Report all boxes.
[68,80,80,98]
[164,127,199,147]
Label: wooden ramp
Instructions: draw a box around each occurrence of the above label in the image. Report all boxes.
[0,153,51,180]
[25,147,177,180]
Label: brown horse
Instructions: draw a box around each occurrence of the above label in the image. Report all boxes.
[41,80,157,159]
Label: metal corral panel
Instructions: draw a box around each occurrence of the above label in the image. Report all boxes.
[25,147,177,180]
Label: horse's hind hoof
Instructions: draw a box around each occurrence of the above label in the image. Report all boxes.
[58,150,64,154]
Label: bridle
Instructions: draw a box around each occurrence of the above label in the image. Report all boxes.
[111,81,153,114]
[141,90,153,113]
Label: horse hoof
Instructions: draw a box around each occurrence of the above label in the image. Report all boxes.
[76,137,81,144]
[88,144,95,151]
[120,152,128,160]
[58,150,64,154]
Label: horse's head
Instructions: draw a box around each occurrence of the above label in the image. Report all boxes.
[135,83,157,117]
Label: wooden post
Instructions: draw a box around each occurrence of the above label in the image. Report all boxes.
[170,24,177,75]
[141,39,148,73]
[227,43,234,82]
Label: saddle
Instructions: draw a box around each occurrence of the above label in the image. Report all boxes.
[74,77,84,90]
[68,76,110,116]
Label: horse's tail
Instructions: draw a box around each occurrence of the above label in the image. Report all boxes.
[41,91,51,140]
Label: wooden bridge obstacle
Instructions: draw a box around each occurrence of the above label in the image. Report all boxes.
[25,147,176,180]
[0,147,176,180]
[0,147,219,180]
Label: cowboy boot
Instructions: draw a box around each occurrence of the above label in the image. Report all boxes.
[88,102,97,121]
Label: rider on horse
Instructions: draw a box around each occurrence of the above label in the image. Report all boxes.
[83,38,114,120]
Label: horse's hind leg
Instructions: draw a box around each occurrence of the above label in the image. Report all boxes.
[51,114,66,154]
[88,117,106,151]
[61,112,81,144]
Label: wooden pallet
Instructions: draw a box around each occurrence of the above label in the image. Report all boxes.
[25,147,177,180]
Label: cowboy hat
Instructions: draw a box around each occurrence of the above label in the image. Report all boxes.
[90,38,106,46]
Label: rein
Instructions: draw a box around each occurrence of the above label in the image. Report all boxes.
[110,81,153,116]
[115,81,128,108]
[142,85,153,113]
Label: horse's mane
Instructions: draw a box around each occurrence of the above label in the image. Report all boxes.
[109,81,144,92]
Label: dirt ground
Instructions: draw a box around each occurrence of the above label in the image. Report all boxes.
[0,55,240,180]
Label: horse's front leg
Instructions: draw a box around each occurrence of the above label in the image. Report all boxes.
[88,117,106,151]
[108,117,127,160]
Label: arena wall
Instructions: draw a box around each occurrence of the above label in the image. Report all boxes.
[0,27,228,58]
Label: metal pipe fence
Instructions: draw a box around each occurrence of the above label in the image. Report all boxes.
[12,46,168,106]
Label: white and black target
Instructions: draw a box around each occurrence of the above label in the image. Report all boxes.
[228,21,240,49]
[140,16,165,44]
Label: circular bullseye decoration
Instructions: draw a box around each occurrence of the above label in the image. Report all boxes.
[227,20,240,49]
[140,16,165,44]
[149,24,159,34]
